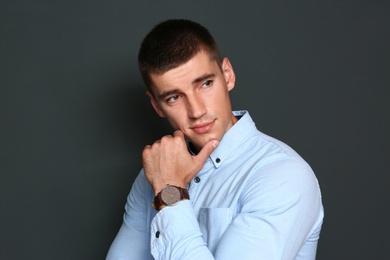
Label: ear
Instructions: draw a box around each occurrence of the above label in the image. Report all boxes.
[146,90,166,118]
[221,57,236,91]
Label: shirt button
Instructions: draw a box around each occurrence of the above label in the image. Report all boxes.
[156,231,160,238]
[194,177,201,183]
[216,158,221,163]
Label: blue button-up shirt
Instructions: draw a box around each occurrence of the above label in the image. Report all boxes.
[107,111,324,260]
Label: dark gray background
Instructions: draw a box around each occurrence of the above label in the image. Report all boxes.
[1,0,389,259]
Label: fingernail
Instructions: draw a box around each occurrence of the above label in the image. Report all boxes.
[212,140,219,148]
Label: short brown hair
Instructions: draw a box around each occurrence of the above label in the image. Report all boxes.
[138,19,222,89]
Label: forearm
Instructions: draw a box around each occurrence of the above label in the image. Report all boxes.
[151,201,255,260]
[150,200,214,260]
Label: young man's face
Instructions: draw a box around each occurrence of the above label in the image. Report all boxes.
[147,51,237,152]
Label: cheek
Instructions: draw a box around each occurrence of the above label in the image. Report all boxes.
[210,93,231,112]
[164,110,187,130]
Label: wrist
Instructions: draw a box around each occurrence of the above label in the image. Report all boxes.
[153,182,187,196]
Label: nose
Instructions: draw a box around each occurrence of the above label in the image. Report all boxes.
[186,93,207,119]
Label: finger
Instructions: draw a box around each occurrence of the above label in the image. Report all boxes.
[173,130,184,138]
[142,145,152,160]
[195,139,219,164]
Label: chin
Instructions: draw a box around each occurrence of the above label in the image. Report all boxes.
[191,134,220,149]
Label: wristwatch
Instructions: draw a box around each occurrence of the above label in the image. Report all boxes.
[152,185,189,211]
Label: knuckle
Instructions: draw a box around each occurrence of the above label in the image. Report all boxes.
[173,130,183,137]
[142,145,151,153]
[143,145,151,153]
[160,135,173,144]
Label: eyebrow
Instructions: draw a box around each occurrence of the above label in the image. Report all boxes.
[158,73,216,100]
[192,73,216,85]
[159,89,180,100]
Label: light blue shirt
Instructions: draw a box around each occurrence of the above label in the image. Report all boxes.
[107,111,324,260]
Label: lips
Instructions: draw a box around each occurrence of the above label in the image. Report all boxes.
[191,120,215,134]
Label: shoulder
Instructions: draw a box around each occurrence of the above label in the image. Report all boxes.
[240,133,322,212]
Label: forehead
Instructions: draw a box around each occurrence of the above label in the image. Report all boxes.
[150,51,220,91]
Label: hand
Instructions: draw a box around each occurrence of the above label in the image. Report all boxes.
[142,130,219,195]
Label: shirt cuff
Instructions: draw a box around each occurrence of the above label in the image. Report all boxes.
[150,200,205,257]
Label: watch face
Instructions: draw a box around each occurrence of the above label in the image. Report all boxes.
[161,186,181,206]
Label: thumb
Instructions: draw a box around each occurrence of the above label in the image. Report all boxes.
[195,139,219,164]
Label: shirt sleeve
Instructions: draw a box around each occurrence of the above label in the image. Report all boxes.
[106,171,154,260]
[150,157,323,260]
[150,200,214,259]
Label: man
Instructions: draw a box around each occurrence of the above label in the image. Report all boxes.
[107,19,324,260]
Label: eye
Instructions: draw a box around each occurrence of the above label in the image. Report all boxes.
[166,95,180,103]
[201,80,213,89]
